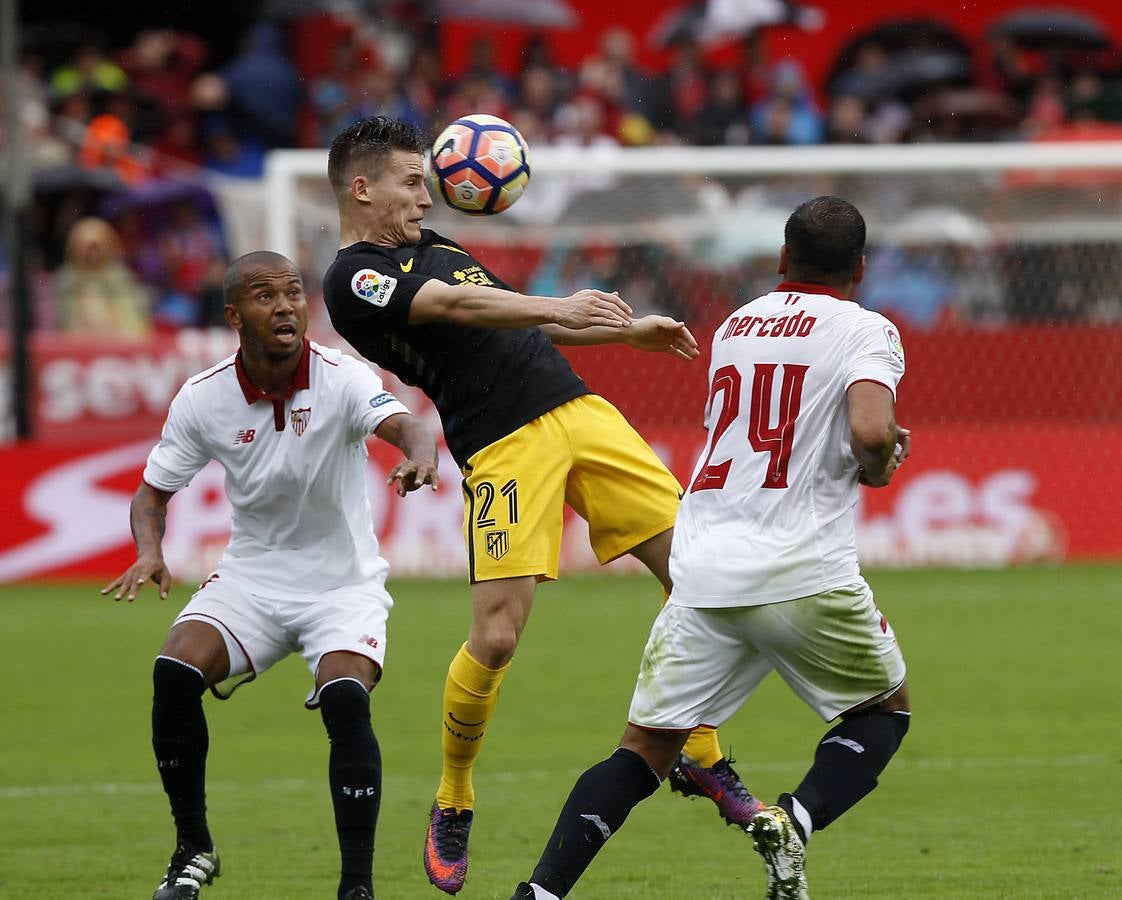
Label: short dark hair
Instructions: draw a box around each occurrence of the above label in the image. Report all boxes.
[223,250,297,305]
[784,196,866,280]
[327,116,427,200]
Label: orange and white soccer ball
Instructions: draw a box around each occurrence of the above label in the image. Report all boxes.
[429,114,531,215]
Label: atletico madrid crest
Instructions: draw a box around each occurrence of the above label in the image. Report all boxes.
[290,407,311,436]
[485,530,509,560]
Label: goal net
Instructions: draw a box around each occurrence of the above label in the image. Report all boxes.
[241,142,1122,570]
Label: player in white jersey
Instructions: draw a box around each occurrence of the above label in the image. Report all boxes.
[102,251,439,900]
[510,197,912,900]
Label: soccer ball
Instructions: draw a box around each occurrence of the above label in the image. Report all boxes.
[429,114,531,215]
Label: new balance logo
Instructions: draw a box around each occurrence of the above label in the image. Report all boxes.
[580,814,612,840]
[359,634,379,649]
[822,736,865,753]
[234,429,256,445]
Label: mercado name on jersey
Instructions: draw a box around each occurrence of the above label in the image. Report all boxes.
[323,229,589,468]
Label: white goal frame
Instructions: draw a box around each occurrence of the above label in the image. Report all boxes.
[264,141,1122,260]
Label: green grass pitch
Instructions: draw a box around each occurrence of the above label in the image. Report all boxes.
[2,566,1120,899]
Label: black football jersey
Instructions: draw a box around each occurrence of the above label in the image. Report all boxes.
[323,229,589,466]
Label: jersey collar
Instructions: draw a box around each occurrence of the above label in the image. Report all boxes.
[235,339,311,405]
[775,281,853,301]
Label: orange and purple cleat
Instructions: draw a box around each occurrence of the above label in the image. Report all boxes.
[424,802,473,894]
[667,754,764,829]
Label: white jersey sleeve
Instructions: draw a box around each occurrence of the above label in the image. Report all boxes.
[845,313,906,398]
[337,355,411,440]
[143,385,212,492]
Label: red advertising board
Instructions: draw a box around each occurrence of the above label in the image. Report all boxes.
[1,325,1119,580]
[1,423,1119,584]
[5,325,1120,444]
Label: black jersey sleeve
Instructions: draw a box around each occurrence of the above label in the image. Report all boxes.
[324,247,436,335]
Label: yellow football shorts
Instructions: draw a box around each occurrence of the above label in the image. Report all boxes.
[461,394,682,583]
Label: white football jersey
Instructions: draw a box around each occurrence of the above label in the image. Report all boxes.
[144,340,410,594]
[670,283,905,608]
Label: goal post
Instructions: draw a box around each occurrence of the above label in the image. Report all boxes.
[263,140,1122,261]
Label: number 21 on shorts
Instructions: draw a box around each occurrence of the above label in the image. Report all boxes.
[690,363,809,492]
[474,478,519,527]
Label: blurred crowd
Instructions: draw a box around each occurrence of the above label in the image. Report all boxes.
[4,3,1122,335]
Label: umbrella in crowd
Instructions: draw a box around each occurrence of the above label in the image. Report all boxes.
[989,9,1111,49]
[828,17,971,85]
[648,0,809,48]
[838,50,974,103]
[438,0,579,28]
[912,88,1020,134]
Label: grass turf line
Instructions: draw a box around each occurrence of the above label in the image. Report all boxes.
[1,565,1119,898]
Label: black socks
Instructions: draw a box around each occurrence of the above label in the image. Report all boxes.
[529,748,662,898]
[152,656,213,852]
[792,709,911,834]
[319,678,381,900]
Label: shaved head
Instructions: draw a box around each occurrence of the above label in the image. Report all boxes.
[223,251,299,305]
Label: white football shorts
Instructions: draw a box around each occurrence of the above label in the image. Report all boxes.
[628,582,905,728]
[173,568,393,708]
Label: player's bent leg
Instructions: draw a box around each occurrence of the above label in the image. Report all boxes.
[630,531,764,828]
[746,685,910,900]
[441,575,533,810]
[516,726,676,899]
[785,681,910,840]
[316,652,382,900]
[426,577,532,894]
[151,622,229,900]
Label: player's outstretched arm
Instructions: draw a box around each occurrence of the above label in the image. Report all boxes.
[375,412,440,497]
[101,482,176,601]
[409,280,632,330]
[541,314,700,360]
[847,381,907,487]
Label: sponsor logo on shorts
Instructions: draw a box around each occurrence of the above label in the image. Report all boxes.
[290,407,311,436]
[359,634,379,649]
[485,529,508,560]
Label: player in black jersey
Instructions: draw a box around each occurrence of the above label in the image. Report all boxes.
[322,116,761,895]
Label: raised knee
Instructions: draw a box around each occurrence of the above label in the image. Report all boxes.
[319,678,373,742]
[153,656,206,701]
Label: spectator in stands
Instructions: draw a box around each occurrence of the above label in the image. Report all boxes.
[643,38,712,143]
[54,217,151,339]
[77,113,149,185]
[517,66,562,134]
[861,244,954,328]
[401,42,442,126]
[579,28,645,115]
[824,96,870,143]
[219,22,302,157]
[751,60,823,145]
[118,30,208,120]
[693,68,751,145]
[50,40,128,100]
[148,200,227,329]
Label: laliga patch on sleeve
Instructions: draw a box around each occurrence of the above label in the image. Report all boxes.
[369,392,396,409]
[883,324,905,365]
[351,268,397,307]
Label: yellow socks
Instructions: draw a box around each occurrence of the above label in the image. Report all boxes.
[436,643,510,811]
[682,726,724,769]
